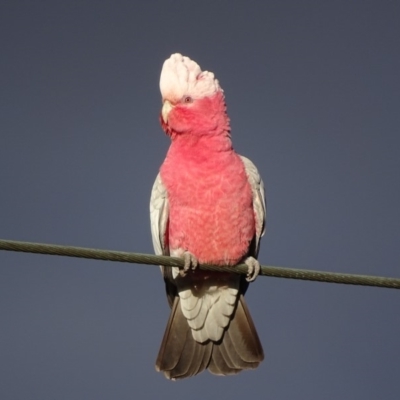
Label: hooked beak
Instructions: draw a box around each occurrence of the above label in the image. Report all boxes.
[161,100,173,123]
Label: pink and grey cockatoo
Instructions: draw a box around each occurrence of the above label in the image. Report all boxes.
[150,53,266,379]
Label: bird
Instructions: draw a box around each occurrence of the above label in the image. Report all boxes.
[150,53,266,380]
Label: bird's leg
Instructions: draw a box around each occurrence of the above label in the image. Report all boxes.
[244,257,261,282]
[180,251,199,277]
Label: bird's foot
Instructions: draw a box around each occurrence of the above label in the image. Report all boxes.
[244,257,261,282]
[180,251,199,277]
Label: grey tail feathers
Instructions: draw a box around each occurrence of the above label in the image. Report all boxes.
[155,294,264,380]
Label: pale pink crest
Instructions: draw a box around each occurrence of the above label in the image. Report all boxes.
[160,53,221,103]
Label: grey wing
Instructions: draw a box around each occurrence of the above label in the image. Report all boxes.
[240,155,266,257]
[150,173,169,257]
[150,173,177,306]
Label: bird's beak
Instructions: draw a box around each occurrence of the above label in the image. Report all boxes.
[161,100,173,123]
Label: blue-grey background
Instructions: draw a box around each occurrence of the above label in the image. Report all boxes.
[1,1,399,399]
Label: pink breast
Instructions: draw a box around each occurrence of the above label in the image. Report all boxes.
[161,150,255,266]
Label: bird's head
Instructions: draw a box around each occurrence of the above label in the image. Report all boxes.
[159,53,230,138]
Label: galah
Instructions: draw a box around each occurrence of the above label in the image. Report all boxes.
[150,53,266,379]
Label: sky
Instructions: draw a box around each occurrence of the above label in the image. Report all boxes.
[0,1,399,399]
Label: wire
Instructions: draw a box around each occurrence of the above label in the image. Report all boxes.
[0,239,399,289]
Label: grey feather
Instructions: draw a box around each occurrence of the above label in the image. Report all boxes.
[156,297,213,380]
[150,174,178,306]
[149,173,169,257]
[240,155,267,257]
[226,294,264,363]
[210,344,241,375]
[155,297,187,372]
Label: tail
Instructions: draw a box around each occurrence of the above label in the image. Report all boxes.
[156,294,264,380]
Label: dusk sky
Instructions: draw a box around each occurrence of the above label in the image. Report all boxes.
[1,1,399,399]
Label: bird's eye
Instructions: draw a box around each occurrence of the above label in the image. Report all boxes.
[183,96,193,103]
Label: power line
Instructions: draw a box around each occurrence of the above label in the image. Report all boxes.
[0,239,399,289]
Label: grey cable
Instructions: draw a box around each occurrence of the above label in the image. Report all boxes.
[0,239,399,289]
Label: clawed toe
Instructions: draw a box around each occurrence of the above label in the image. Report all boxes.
[244,257,261,282]
[179,252,199,277]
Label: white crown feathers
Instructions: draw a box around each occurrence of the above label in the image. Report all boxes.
[160,53,221,102]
